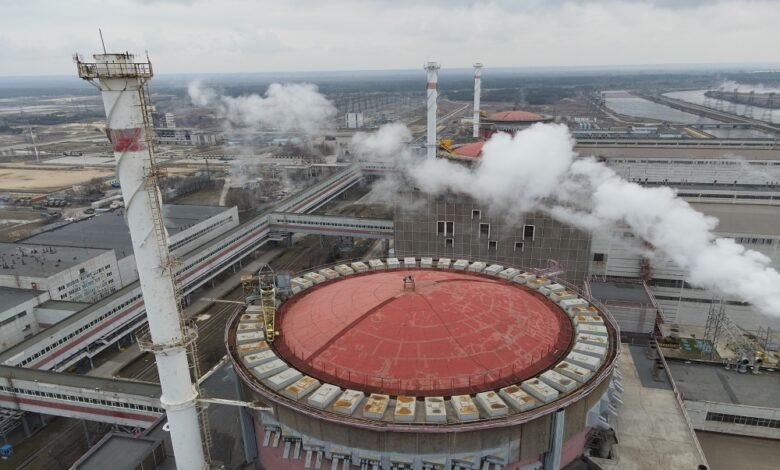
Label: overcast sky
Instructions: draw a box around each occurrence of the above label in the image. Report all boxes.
[1,0,778,76]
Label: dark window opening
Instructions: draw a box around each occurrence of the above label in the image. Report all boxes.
[472,209,481,219]
[437,221,445,235]
[593,253,606,262]
[488,240,497,250]
[445,238,454,247]
[445,221,454,235]
[523,225,535,240]
[479,223,490,238]
[514,241,524,252]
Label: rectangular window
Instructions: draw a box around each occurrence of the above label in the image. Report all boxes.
[445,238,454,248]
[479,223,490,238]
[488,240,497,250]
[445,221,454,236]
[437,221,445,235]
[472,209,481,219]
[523,225,535,240]
[514,241,524,252]
[593,253,606,262]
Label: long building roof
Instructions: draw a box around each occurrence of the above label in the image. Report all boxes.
[690,202,780,235]
[22,204,229,257]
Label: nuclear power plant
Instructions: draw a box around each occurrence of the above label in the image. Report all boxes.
[228,261,620,468]
[0,41,779,470]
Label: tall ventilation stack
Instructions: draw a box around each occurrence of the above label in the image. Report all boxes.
[473,63,483,139]
[424,61,441,159]
[75,52,208,470]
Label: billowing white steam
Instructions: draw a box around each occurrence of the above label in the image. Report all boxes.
[718,80,780,94]
[353,123,780,318]
[188,80,337,135]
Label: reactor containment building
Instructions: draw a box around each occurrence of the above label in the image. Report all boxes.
[226,257,621,469]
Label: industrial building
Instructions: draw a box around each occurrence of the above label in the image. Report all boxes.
[392,197,592,285]
[228,258,621,468]
[22,204,238,286]
[0,51,778,470]
[478,111,554,140]
[0,242,118,302]
[156,127,220,146]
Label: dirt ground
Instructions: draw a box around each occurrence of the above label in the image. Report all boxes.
[0,165,114,192]
[0,165,195,192]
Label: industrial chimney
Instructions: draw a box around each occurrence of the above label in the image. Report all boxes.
[424,61,441,159]
[473,63,483,139]
[75,52,208,470]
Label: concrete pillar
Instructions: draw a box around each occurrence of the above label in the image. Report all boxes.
[544,409,565,469]
[235,374,258,464]
[21,414,31,437]
[81,420,92,447]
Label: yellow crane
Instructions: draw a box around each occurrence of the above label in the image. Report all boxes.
[257,264,279,343]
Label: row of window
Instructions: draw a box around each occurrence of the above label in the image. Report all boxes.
[706,412,780,428]
[0,311,27,327]
[180,221,266,274]
[169,215,234,251]
[732,237,776,246]
[440,238,526,252]
[0,385,162,414]
[18,293,143,367]
[654,295,749,306]
[274,218,389,230]
[437,221,536,241]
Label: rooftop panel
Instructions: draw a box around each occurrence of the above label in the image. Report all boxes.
[0,242,109,278]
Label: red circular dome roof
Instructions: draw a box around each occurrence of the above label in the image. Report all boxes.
[488,110,547,122]
[275,270,573,396]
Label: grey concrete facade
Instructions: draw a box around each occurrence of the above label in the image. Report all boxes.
[392,191,592,285]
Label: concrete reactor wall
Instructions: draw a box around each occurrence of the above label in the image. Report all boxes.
[393,192,592,285]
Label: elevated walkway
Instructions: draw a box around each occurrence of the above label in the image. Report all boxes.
[268,212,393,239]
[0,365,162,428]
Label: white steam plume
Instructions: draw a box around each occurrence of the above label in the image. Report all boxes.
[188,80,337,135]
[353,123,780,318]
[717,80,780,94]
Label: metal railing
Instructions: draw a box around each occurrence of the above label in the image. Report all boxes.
[76,61,153,80]
[656,346,710,467]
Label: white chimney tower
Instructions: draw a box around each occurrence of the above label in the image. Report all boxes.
[424,61,441,159]
[473,63,483,139]
[76,52,208,470]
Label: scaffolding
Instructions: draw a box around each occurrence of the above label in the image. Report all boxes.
[704,297,764,364]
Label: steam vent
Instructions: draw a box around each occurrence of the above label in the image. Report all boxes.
[226,257,619,469]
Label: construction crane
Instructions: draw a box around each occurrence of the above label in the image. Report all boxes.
[257,264,279,343]
[439,138,455,153]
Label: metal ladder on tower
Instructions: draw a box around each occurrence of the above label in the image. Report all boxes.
[136,81,214,466]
